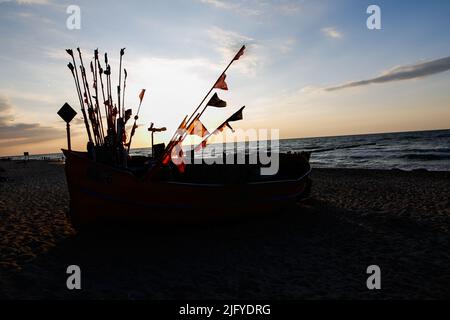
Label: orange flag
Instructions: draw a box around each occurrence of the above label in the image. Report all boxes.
[214,73,228,90]
[179,115,188,129]
[177,162,186,173]
[162,153,171,165]
[234,45,246,61]
[194,140,208,152]
[187,117,209,137]
[195,122,233,152]
[171,142,186,173]
[139,89,146,102]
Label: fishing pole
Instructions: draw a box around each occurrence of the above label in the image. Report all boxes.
[97,59,109,131]
[91,54,105,142]
[77,48,100,145]
[118,48,125,118]
[67,62,93,144]
[66,49,93,144]
[186,45,245,127]
[164,45,246,159]
[93,49,105,140]
[105,53,115,135]
[127,89,146,153]
[122,68,127,117]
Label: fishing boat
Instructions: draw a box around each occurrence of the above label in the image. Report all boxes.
[63,149,312,227]
[58,46,312,228]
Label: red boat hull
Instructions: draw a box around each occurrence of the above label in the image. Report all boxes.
[63,150,311,226]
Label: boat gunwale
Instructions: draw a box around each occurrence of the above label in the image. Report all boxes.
[63,149,311,188]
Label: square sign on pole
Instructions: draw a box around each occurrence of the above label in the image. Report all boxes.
[57,103,77,124]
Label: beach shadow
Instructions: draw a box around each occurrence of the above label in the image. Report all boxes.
[7,199,450,299]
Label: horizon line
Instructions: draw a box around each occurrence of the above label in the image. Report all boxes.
[1,127,449,158]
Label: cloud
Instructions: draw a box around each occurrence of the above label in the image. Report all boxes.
[0,96,14,113]
[322,27,343,39]
[0,0,51,5]
[207,26,261,75]
[200,0,235,10]
[280,38,296,54]
[279,2,301,15]
[198,0,301,16]
[44,47,69,61]
[326,56,450,91]
[0,95,62,148]
[199,0,261,15]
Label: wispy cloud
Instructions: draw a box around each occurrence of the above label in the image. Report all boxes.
[198,0,301,16]
[279,2,301,15]
[200,0,235,10]
[0,95,62,148]
[322,27,343,39]
[326,56,450,91]
[207,26,261,75]
[199,0,261,16]
[280,38,296,54]
[0,0,51,5]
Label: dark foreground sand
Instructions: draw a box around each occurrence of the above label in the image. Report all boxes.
[0,160,449,299]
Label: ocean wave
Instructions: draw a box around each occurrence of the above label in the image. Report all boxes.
[400,153,450,161]
[401,148,450,154]
[435,132,450,138]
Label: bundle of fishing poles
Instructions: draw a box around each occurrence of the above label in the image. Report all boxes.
[65,45,246,173]
[66,48,144,167]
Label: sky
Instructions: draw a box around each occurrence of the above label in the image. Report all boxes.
[0,0,450,156]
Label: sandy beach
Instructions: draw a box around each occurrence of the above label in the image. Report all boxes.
[1,160,449,299]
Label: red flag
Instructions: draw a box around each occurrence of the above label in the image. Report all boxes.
[176,115,188,136]
[170,142,186,173]
[195,122,233,152]
[162,153,171,165]
[194,140,208,152]
[214,73,228,90]
[187,117,209,137]
[139,89,146,102]
[234,45,246,61]
[177,162,186,173]
[179,115,188,129]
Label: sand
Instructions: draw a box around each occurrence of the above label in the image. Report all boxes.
[0,160,449,299]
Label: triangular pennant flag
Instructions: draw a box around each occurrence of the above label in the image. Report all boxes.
[187,116,209,137]
[175,115,189,135]
[212,121,235,135]
[226,122,234,132]
[214,73,228,90]
[194,140,208,152]
[179,115,188,129]
[233,45,246,61]
[139,89,146,102]
[162,153,171,165]
[227,106,245,122]
[170,141,186,173]
[207,93,227,108]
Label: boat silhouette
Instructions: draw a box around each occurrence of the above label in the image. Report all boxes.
[59,46,312,228]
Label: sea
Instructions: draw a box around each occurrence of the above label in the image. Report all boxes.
[4,129,450,172]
